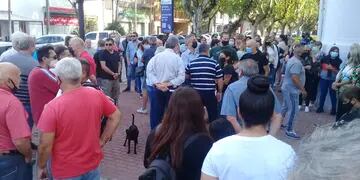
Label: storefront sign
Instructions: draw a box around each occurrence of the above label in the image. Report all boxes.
[161,0,174,33]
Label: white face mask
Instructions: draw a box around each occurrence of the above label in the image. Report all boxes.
[229,40,235,47]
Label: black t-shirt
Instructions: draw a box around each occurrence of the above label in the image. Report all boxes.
[241,51,269,75]
[223,64,239,93]
[94,50,103,77]
[98,50,121,80]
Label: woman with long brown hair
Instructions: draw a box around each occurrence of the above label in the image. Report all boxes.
[143,87,213,180]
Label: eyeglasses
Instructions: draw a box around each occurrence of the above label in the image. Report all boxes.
[105,43,113,46]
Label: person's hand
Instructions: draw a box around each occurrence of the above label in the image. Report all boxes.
[332,82,340,90]
[301,89,307,97]
[155,83,169,92]
[113,73,119,80]
[38,168,48,180]
[304,65,311,70]
[216,92,222,102]
[134,57,138,64]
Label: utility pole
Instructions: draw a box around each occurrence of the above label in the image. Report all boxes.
[134,0,137,32]
[46,0,50,34]
[8,0,11,40]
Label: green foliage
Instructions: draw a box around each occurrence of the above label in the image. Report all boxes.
[105,21,126,35]
[85,17,97,33]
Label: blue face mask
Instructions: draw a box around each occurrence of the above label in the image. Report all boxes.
[330,51,338,59]
[246,47,253,54]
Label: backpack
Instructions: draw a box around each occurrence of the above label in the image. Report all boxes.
[138,133,204,180]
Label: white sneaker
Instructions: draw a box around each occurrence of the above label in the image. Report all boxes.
[137,108,148,114]
[305,106,310,113]
[298,105,302,110]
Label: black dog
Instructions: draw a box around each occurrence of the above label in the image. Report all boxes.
[124,114,139,154]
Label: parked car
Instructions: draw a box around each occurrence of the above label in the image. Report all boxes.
[85,30,121,48]
[150,34,186,45]
[35,34,74,48]
[0,41,12,56]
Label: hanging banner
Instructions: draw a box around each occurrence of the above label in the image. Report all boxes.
[161,0,174,33]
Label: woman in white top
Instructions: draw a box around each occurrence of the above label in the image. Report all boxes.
[201,75,296,180]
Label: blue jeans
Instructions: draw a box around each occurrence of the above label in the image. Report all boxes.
[269,64,276,89]
[23,104,33,129]
[281,89,299,131]
[318,78,337,111]
[126,64,137,89]
[147,86,161,129]
[136,76,144,94]
[63,167,100,180]
[0,154,32,180]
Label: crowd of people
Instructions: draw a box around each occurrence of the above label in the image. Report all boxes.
[0,29,359,179]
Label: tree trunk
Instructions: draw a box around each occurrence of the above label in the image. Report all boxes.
[228,19,242,35]
[78,0,85,40]
[193,8,202,35]
[281,23,286,35]
[251,23,258,38]
[115,0,119,22]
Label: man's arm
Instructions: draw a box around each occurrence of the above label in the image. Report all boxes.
[168,58,185,87]
[263,64,270,76]
[100,61,116,76]
[38,132,55,169]
[201,173,218,180]
[291,74,306,93]
[13,138,32,163]
[126,44,130,64]
[100,109,121,147]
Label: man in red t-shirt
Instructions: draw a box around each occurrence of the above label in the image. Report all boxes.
[37,58,121,179]
[29,45,59,125]
[69,37,97,84]
[0,62,32,178]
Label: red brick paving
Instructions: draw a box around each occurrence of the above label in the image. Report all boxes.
[99,88,335,179]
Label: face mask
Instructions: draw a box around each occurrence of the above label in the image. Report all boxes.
[192,41,198,49]
[245,47,253,54]
[144,45,150,49]
[219,57,226,62]
[265,41,272,47]
[229,41,235,47]
[7,79,18,93]
[301,52,310,59]
[68,47,76,57]
[330,51,339,59]
[222,41,229,46]
[312,46,320,54]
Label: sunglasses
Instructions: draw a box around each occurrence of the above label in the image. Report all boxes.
[105,43,113,46]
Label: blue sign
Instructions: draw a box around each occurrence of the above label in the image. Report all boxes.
[161,0,174,33]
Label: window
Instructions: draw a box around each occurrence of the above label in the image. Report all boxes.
[53,36,63,43]
[99,32,108,40]
[36,37,51,44]
[85,33,96,40]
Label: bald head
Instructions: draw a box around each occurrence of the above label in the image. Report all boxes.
[0,62,21,90]
[69,37,85,55]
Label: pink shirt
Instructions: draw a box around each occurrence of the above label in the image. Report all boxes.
[29,67,59,125]
[0,89,31,151]
[80,51,97,76]
[37,87,116,178]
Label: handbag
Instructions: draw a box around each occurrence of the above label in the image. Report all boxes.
[135,66,145,77]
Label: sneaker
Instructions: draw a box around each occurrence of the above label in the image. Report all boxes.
[304,106,310,113]
[285,130,301,139]
[280,124,287,129]
[316,108,324,113]
[330,109,336,115]
[122,87,130,92]
[137,108,148,114]
[298,105,302,110]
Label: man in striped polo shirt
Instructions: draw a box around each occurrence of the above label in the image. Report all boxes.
[186,44,224,122]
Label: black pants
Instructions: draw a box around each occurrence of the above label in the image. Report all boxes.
[299,75,319,106]
[155,89,172,124]
[197,90,218,123]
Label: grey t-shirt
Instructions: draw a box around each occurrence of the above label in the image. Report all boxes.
[2,52,39,105]
[281,56,305,94]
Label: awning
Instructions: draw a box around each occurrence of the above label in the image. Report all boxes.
[48,7,76,16]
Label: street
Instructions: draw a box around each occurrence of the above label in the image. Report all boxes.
[98,84,334,179]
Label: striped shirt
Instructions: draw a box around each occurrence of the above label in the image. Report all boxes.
[2,52,39,105]
[186,55,223,91]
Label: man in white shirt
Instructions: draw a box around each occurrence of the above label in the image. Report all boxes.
[181,34,199,67]
[201,75,295,180]
[146,35,185,128]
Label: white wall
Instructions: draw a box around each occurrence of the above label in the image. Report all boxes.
[318,0,360,62]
